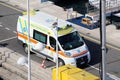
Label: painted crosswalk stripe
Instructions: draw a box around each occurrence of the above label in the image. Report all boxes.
[88,64,120,80]
[0,24,3,27]
[13,31,17,34]
[5,27,10,30]
[0,36,17,42]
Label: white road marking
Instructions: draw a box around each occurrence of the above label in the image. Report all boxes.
[88,64,120,80]
[0,24,3,27]
[5,27,10,30]
[13,31,17,34]
[0,36,17,42]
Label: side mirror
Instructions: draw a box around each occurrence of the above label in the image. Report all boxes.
[34,42,45,51]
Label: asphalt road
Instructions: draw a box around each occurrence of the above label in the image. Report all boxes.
[0,3,120,79]
[84,39,120,78]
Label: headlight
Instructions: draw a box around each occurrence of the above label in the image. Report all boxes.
[65,52,71,56]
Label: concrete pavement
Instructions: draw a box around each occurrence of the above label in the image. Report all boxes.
[0,47,52,80]
[0,47,93,80]
[0,47,119,80]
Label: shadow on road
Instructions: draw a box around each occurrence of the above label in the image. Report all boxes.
[85,39,102,65]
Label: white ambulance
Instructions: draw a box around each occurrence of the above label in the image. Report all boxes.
[17,10,91,67]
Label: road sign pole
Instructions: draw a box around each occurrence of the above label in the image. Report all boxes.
[52,18,59,80]
[27,0,31,80]
[100,0,107,80]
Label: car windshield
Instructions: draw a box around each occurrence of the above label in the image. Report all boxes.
[58,31,84,50]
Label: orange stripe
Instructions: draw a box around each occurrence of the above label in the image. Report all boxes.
[45,46,49,49]
[30,38,38,44]
[18,32,28,40]
[71,50,88,57]
[50,47,56,52]
[18,33,38,44]
[45,45,69,58]
[58,51,69,58]
[18,33,69,58]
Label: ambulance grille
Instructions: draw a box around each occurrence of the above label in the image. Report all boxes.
[76,55,88,66]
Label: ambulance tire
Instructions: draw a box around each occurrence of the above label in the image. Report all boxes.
[23,44,28,54]
[58,59,65,67]
[23,44,34,54]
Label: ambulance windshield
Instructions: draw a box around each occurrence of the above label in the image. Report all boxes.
[58,31,84,50]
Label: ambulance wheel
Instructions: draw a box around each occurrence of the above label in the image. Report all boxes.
[58,59,65,67]
[23,44,29,54]
[23,44,34,54]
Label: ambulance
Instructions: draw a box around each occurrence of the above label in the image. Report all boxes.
[17,10,91,67]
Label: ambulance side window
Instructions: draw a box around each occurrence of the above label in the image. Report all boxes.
[33,30,47,44]
[50,37,56,49]
[50,37,60,51]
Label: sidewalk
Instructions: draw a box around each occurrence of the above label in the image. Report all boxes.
[0,47,52,80]
[0,47,119,80]
[3,0,120,49]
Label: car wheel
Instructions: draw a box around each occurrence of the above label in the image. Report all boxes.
[58,59,65,67]
[24,45,28,54]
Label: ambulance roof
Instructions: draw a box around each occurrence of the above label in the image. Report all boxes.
[21,11,74,29]
[20,11,76,36]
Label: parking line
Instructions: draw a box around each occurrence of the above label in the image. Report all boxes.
[5,27,10,30]
[0,36,17,42]
[0,25,3,27]
[13,31,17,34]
[88,64,120,80]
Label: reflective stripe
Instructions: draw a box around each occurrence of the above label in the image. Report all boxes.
[18,32,38,44]
[18,32,69,58]
[18,18,23,33]
[21,18,26,28]
[50,47,55,52]
[45,45,69,58]
[58,51,68,58]
[71,50,88,57]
